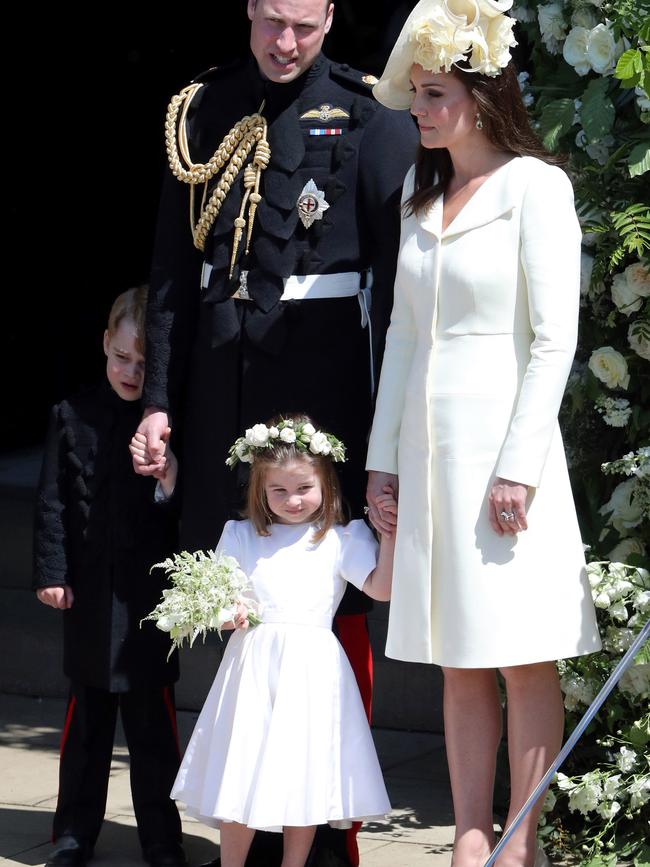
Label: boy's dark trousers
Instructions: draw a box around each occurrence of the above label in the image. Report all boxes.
[53,682,182,854]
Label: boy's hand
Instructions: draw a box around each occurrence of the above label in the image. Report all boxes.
[36,586,74,609]
[132,409,169,476]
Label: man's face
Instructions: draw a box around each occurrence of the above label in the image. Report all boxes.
[247,0,334,84]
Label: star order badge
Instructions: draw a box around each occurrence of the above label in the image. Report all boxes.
[297,179,330,229]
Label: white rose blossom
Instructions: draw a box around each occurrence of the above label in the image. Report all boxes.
[599,478,643,533]
[608,537,646,562]
[571,8,598,28]
[301,423,316,436]
[538,2,568,54]
[245,424,270,447]
[563,26,591,75]
[627,320,649,361]
[512,2,535,23]
[309,431,332,455]
[611,262,650,314]
[588,347,630,390]
[279,427,296,443]
[618,663,650,699]
[586,22,619,74]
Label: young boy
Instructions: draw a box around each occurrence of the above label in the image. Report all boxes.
[33,286,186,867]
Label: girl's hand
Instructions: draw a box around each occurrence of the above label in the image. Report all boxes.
[36,585,74,609]
[374,488,398,538]
[233,602,250,630]
[367,471,399,534]
[488,477,529,536]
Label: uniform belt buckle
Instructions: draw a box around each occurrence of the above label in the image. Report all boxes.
[230,269,251,301]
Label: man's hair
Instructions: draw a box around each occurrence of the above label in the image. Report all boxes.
[244,413,346,543]
[106,285,148,355]
[251,0,333,14]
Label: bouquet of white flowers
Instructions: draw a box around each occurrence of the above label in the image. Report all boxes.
[142,550,261,658]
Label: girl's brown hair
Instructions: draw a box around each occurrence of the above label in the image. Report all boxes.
[244,415,346,543]
[406,63,565,216]
[106,285,148,355]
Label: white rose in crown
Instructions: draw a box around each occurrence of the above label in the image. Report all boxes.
[586,23,618,74]
[268,426,279,438]
[588,346,630,390]
[246,424,270,447]
[235,440,252,463]
[301,423,316,436]
[309,431,332,455]
[279,427,297,443]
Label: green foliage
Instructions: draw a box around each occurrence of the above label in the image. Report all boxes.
[517,0,650,861]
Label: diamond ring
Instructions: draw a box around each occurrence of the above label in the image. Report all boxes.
[500,510,515,522]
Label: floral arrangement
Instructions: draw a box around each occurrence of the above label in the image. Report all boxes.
[505,2,649,863]
[226,418,346,467]
[410,0,518,77]
[142,550,261,657]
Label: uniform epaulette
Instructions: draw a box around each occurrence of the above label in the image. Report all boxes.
[330,62,379,94]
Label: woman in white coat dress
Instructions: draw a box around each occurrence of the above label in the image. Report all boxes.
[365,2,601,866]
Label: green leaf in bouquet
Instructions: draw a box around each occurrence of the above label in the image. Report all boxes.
[581,79,615,144]
[538,98,575,153]
[615,49,645,89]
[633,840,650,866]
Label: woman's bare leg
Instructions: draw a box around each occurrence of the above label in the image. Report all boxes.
[495,662,564,867]
[442,667,503,867]
[281,826,317,867]
[218,821,256,867]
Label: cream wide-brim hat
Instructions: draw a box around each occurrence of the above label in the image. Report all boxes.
[373,0,515,110]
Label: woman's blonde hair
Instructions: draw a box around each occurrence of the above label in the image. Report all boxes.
[244,414,346,543]
[106,285,148,354]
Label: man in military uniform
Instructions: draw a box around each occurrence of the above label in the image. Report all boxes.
[135,1,417,864]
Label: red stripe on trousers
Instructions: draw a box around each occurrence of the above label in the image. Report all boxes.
[334,613,373,867]
[162,686,181,759]
[59,694,77,758]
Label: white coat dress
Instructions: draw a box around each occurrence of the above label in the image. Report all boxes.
[366,156,601,667]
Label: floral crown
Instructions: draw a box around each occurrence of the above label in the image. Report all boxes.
[226,418,346,467]
[373,0,517,110]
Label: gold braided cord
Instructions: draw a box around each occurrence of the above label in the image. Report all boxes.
[165,84,270,254]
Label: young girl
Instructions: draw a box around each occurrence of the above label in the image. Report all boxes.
[170,415,396,867]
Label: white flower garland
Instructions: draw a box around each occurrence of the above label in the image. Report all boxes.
[226,418,346,467]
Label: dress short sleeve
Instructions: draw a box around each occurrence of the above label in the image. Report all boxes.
[337,520,379,592]
[214,520,242,561]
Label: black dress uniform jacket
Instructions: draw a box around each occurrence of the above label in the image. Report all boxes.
[33,382,180,691]
[144,54,418,612]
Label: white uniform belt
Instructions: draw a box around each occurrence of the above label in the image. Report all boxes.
[280,272,360,300]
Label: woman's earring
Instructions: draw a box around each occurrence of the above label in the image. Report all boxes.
[475,114,483,130]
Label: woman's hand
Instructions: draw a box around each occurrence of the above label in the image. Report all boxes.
[366,471,399,534]
[488,477,529,536]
